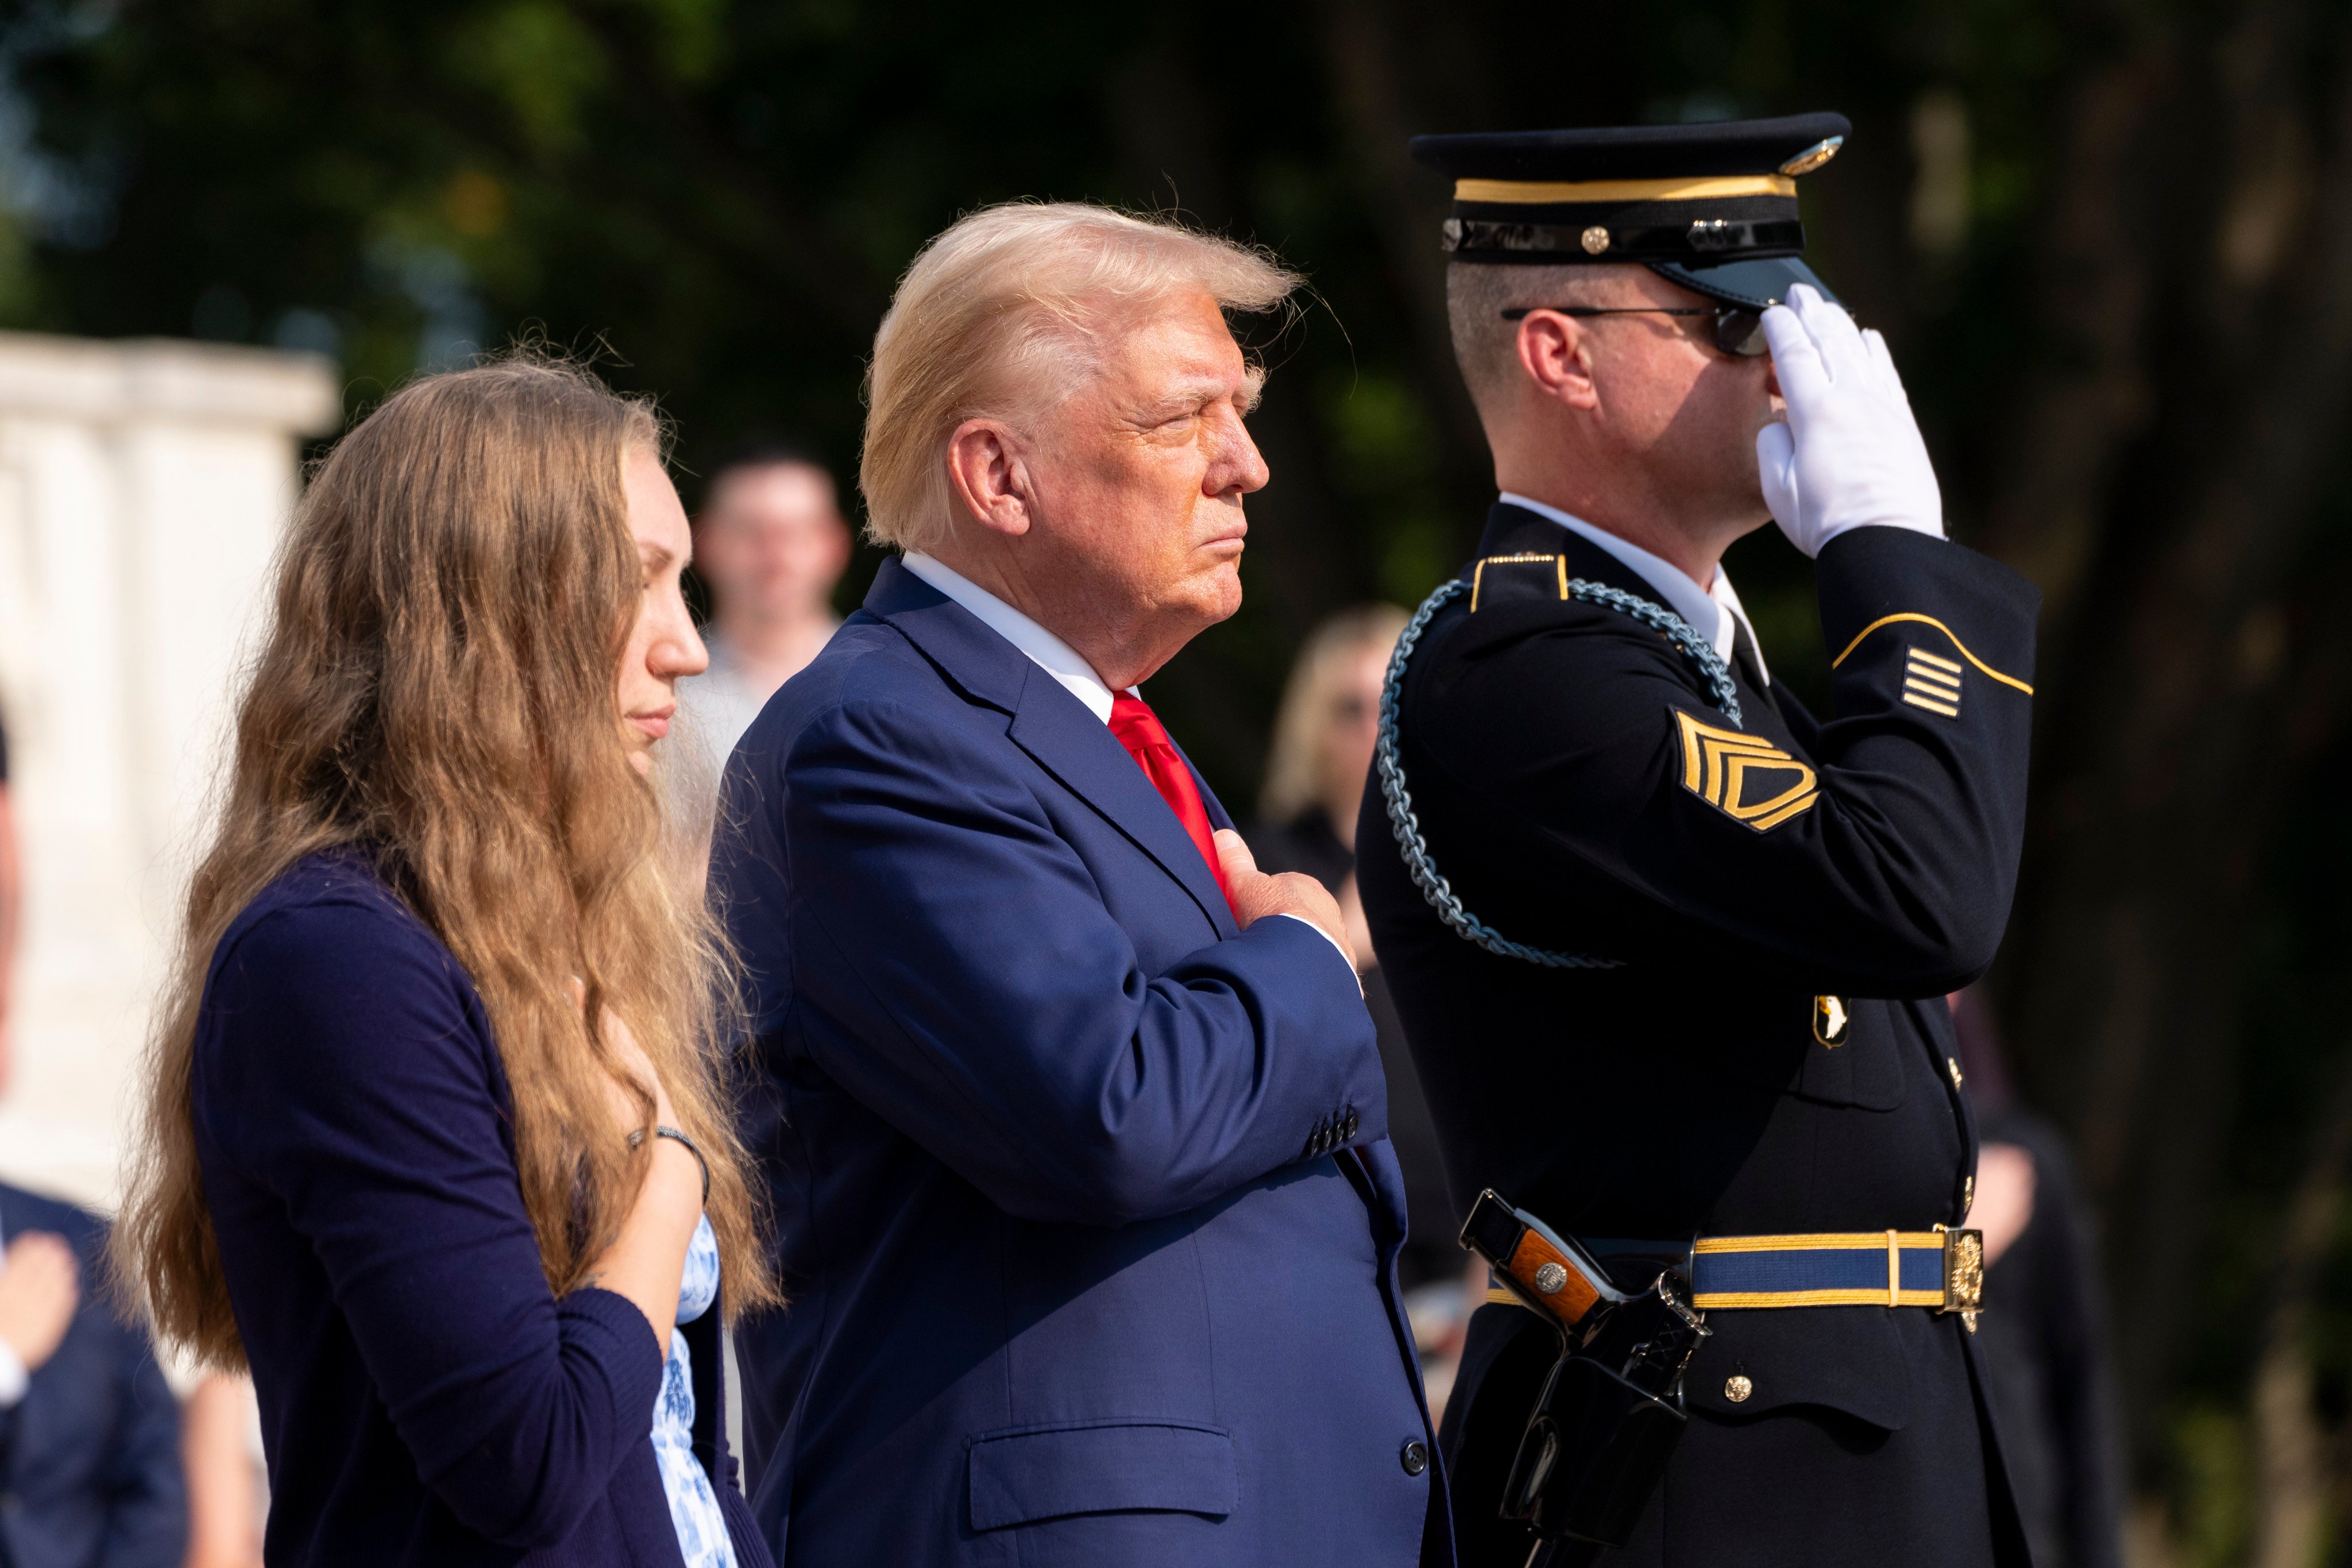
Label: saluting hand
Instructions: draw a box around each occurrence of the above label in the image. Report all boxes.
[1755,283,1945,558]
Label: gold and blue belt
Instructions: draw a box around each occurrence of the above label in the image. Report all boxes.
[1487,1227,1984,1323]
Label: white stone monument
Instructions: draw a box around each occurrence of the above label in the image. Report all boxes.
[0,333,342,1210]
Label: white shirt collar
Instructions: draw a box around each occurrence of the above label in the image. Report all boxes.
[904,555,1358,977]
[901,552,1123,722]
[1496,492,1768,686]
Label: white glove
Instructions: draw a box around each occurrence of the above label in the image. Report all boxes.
[1754,284,1945,558]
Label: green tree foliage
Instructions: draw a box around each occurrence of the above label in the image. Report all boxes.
[21,0,2352,1553]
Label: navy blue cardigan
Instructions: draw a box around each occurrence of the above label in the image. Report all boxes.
[192,852,771,1568]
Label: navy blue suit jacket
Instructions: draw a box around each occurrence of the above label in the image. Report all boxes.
[712,559,1448,1567]
[0,1183,184,1568]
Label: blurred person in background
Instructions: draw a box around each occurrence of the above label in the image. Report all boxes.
[113,357,778,1568]
[1249,606,1479,1408]
[0,712,189,1568]
[1,707,18,1095]
[0,1175,185,1568]
[1253,608,1447,1279]
[1250,607,1404,971]
[1951,987,2127,1568]
[7,712,261,1568]
[675,439,851,775]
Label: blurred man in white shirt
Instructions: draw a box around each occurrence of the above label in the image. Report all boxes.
[676,440,852,773]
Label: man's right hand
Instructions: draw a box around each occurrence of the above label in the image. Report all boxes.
[1213,830,1350,957]
[0,1231,80,1373]
[1755,283,1946,558]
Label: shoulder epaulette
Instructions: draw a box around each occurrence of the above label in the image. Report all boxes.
[1469,554,1569,611]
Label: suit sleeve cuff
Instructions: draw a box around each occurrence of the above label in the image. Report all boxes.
[1270,913,1364,994]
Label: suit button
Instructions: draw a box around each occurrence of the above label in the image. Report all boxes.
[1725,1374,1754,1403]
[1343,1110,1360,1138]
[1400,1439,1428,1476]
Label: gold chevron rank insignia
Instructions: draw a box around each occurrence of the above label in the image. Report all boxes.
[1673,710,1819,831]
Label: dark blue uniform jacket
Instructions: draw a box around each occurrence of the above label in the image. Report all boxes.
[0,1183,184,1568]
[710,558,1449,1567]
[1359,505,2040,1568]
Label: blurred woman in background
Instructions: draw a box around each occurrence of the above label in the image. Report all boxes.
[1249,605,1460,1293]
[113,357,776,1568]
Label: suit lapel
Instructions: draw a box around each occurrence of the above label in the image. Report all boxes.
[866,558,1240,941]
[1006,679,1239,941]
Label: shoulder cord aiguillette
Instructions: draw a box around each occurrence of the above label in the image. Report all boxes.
[1375,576,1745,970]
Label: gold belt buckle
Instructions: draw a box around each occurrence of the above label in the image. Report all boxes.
[1935,1224,1984,1331]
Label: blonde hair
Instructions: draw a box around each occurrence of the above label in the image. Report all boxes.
[114,355,777,1369]
[1260,604,1410,824]
[862,201,1301,554]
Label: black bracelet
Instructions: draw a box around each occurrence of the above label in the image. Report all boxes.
[627,1124,710,1206]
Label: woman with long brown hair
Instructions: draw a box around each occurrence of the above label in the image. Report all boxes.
[113,356,777,1568]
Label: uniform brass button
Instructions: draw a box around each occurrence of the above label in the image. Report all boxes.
[1947,1057,1965,1089]
[1533,1262,1569,1295]
[1401,1439,1429,1476]
[1724,1374,1754,1403]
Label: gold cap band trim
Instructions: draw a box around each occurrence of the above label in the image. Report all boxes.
[1454,174,1798,206]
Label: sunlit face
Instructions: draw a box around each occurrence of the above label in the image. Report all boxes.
[1534,267,1782,524]
[693,461,851,624]
[617,445,708,777]
[1026,289,1269,643]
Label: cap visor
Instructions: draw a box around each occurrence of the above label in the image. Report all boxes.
[1646,256,1837,309]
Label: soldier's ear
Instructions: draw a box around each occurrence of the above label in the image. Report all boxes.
[1515,312,1601,412]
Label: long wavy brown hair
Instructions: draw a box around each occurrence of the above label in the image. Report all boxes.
[113,354,777,1369]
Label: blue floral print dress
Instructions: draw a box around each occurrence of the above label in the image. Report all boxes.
[651,1215,737,1568]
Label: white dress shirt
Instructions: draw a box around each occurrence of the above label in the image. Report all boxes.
[903,553,1120,719]
[0,1214,28,1409]
[1498,492,1770,686]
[900,553,1357,979]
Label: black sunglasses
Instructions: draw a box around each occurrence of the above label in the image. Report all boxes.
[1499,303,1768,358]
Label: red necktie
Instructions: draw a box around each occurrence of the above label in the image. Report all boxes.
[1107,693,1235,914]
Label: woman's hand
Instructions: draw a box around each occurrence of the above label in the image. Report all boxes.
[597,1006,679,1138]
[576,997,704,1351]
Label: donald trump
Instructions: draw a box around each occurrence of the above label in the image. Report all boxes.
[710,203,1449,1566]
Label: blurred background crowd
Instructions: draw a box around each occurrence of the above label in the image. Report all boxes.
[0,0,2344,1565]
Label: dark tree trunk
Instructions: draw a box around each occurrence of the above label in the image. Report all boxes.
[1992,0,2352,1465]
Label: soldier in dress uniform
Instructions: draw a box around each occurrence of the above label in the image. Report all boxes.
[1355,113,2041,1566]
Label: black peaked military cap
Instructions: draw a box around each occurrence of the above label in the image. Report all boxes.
[1408,111,1849,308]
